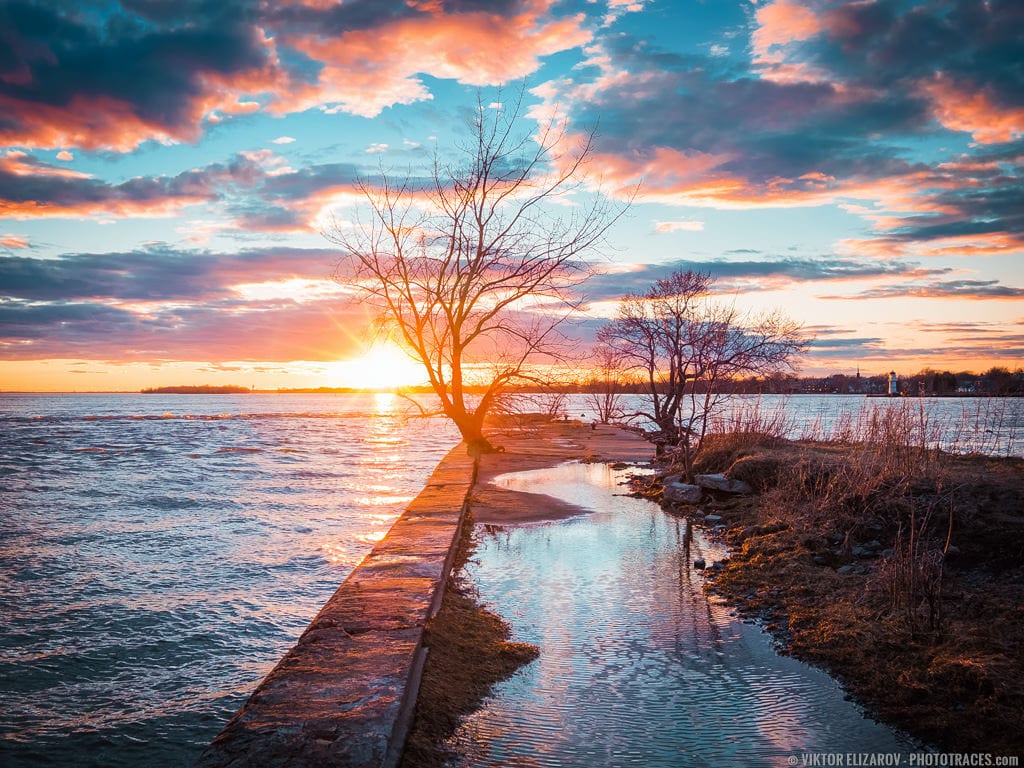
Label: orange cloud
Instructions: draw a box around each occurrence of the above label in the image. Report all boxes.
[924,75,1024,144]
[276,2,591,117]
[0,32,285,152]
[0,93,191,153]
[0,152,221,219]
[838,232,1024,260]
[751,0,826,83]
[1,151,91,179]
[1,234,30,248]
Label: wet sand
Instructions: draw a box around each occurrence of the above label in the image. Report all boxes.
[472,420,653,524]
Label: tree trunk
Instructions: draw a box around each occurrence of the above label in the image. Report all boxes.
[452,411,494,456]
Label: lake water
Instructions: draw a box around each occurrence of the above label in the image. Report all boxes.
[0,392,460,767]
[0,392,1018,767]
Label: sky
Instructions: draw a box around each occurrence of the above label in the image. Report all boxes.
[0,0,1021,392]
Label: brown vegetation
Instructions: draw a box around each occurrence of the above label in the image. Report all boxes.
[657,422,1024,753]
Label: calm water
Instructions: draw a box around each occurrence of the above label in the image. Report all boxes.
[450,462,917,767]
[0,393,460,767]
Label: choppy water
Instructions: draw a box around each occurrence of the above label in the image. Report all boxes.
[451,462,917,767]
[0,393,459,767]
[2,392,1015,767]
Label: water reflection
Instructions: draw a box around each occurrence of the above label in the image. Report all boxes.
[450,462,915,768]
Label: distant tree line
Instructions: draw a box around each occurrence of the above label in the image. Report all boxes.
[735,367,1024,397]
[488,366,1022,397]
[141,385,250,394]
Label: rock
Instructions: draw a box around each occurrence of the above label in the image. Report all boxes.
[837,564,868,575]
[693,558,706,570]
[852,545,874,559]
[664,481,703,504]
[694,473,753,495]
[705,514,723,523]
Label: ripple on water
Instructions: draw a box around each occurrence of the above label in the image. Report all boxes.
[449,462,916,768]
[0,393,461,768]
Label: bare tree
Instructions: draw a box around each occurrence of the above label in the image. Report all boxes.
[597,270,807,476]
[585,343,627,424]
[327,89,625,453]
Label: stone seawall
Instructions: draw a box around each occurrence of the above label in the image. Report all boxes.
[198,444,475,768]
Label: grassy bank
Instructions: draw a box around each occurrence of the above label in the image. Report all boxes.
[656,427,1024,753]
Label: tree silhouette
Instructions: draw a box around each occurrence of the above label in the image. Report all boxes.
[327,89,625,452]
[598,270,806,477]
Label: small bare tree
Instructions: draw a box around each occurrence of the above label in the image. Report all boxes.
[598,270,806,476]
[585,343,627,424]
[327,89,624,453]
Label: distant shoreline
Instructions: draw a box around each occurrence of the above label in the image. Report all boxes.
[3,388,1021,397]
[141,385,250,394]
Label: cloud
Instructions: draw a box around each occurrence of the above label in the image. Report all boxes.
[821,279,1024,301]
[272,136,296,144]
[271,0,592,118]
[0,150,367,231]
[0,234,29,249]
[0,1,285,151]
[0,1,595,151]
[0,243,373,361]
[654,220,704,233]
[581,256,952,302]
[0,245,341,302]
[532,2,1024,263]
[0,295,370,361]
[0,150,253,219]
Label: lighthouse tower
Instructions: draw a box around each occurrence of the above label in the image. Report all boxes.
[888,371,898,397]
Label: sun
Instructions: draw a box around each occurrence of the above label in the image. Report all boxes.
[328,342,427,390]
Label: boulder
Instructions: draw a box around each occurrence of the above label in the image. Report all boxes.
[694,473,753,495]
[664,481,703,504]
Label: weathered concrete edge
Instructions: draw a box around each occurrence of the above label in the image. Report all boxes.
[198,443,476,768]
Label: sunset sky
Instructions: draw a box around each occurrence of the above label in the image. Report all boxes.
[1,0,1021,391]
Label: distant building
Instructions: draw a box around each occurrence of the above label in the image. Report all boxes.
[888,370,898,396]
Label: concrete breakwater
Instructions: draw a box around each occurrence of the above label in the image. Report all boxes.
[198,444,476,768]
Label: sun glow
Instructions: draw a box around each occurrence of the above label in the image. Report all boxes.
[327,343,427,390]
